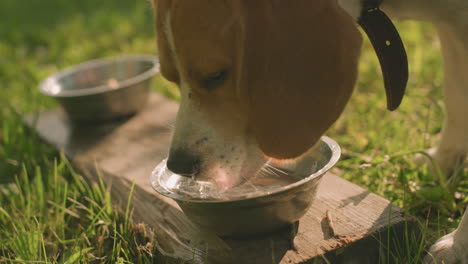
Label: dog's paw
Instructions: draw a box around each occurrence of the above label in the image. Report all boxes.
[414,147,466,176]
[424,230,468,264]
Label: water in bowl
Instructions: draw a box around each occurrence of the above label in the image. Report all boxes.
[151,158,319,201]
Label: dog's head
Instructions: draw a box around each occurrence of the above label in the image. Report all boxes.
[153,0,362,189]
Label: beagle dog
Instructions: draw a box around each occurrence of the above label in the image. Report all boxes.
[152,0,467,263]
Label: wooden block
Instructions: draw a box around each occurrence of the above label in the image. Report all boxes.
[26,93,415,264]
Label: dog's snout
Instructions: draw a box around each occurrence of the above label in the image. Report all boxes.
[167,150,200,177]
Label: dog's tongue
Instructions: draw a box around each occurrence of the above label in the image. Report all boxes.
[358,0,409,111]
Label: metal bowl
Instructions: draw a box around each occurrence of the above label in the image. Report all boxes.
[151,136,341,237]
[39,55,159,122]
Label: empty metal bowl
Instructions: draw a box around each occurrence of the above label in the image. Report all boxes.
[39,55,159,122]
[151,136,341,237]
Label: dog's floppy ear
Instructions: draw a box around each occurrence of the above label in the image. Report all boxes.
[236,0,362,159]
[153,0,179,83]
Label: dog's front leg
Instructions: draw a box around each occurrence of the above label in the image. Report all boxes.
[422,20,468,264]
[424,207,468,264]
[425,23,468,175]
[384,5,468,262]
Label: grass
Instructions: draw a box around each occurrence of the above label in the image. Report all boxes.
[0,0,466,263]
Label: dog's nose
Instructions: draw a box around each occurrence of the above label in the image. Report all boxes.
[167,150,200,177]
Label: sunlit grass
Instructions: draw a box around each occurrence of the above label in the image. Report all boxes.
[0,0,466,262]
[0,154,156,263]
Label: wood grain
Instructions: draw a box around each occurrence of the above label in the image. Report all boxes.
[26,93,415,263]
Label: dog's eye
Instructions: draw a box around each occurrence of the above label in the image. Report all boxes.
[201,69,229,90]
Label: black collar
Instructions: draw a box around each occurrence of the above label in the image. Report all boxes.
[358,0,408,111]
[361,0,384,11]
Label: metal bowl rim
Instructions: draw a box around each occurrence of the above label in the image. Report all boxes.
[39,55,159,98]
[151,136,341,204]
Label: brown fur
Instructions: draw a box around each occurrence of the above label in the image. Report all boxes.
[153,0,362,159]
